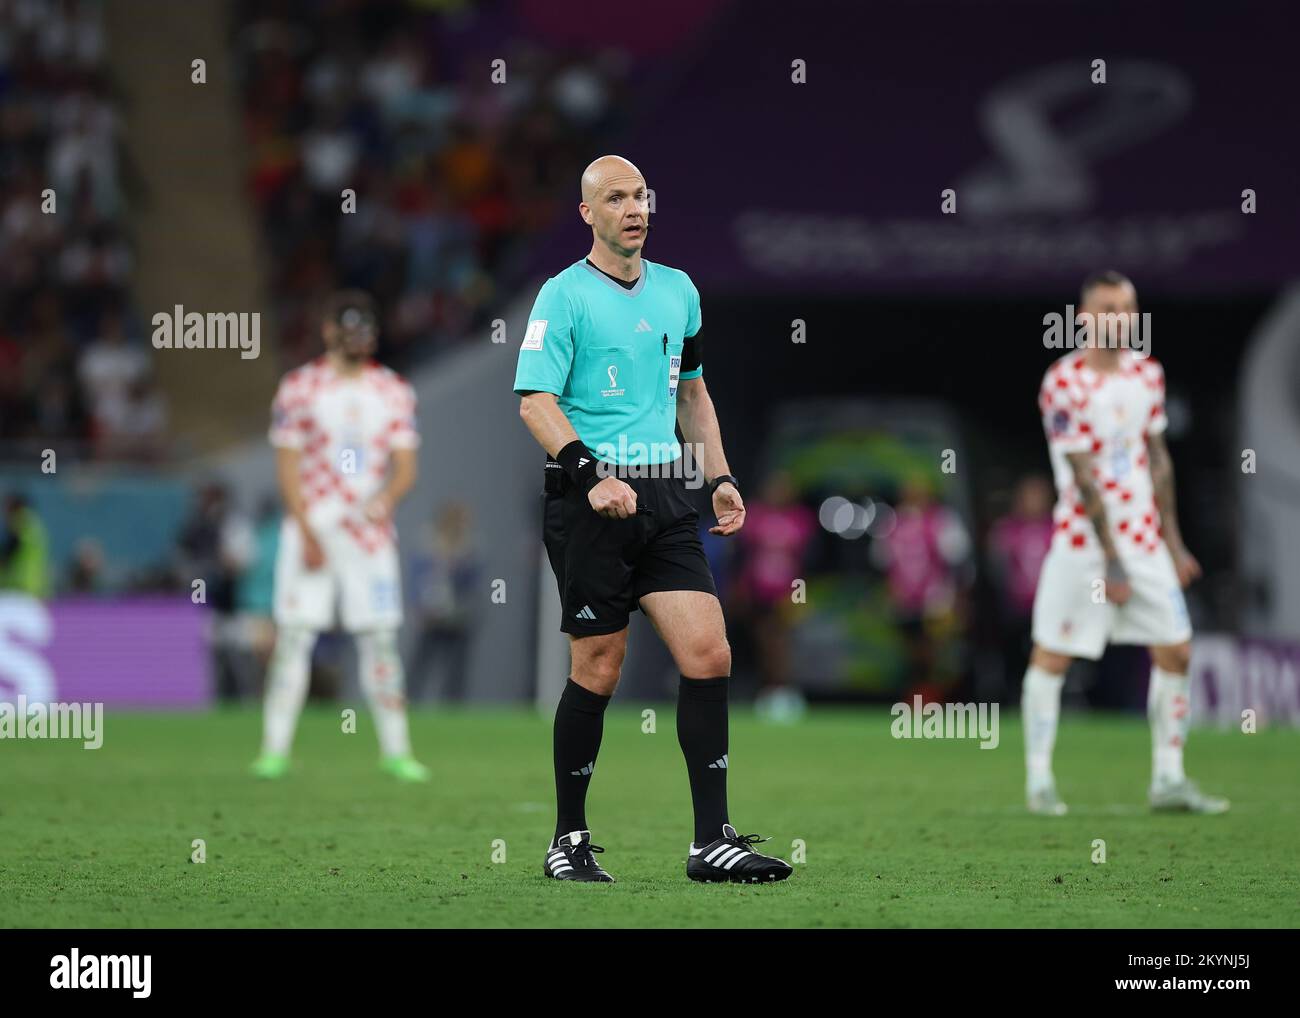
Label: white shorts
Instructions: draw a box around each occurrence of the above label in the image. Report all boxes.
[1031,541,1191,660]
[273,517,403,633]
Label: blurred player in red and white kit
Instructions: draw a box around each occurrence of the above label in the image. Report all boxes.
[250,290,429,782]
[1022,271,1227,815]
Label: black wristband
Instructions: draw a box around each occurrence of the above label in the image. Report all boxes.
[556,440,602,491]
[709,474,739,496]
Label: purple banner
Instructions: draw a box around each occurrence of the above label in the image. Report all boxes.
[533,0,1296,295]
[1190,634,1300,728]
[0,595,211,708]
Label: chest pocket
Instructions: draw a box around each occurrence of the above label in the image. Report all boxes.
[589,346,635,406]
[664,336,684,405]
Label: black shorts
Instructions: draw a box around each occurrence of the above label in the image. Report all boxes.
[541,464,718,636]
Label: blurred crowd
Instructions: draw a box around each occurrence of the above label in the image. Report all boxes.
[711,469,1058,718]
[234,0,628,371]
[1,0,629,463]
[0,0,167,462]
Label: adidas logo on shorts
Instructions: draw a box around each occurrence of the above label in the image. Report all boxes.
[575,605,597,621]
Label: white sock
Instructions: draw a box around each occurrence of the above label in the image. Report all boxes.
[1148,666,1189,785]
[357,629,412,758]
[1022,665,1064,792]
[261,627,317,755]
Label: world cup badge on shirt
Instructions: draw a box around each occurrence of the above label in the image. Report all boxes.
[601,363,625,398]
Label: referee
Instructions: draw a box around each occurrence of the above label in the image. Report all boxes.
[514,155,792,884]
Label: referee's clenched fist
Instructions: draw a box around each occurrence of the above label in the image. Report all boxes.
[588,475,638,519]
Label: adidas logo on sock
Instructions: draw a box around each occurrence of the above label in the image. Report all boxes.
[570,761,595,777]
[707,754,728,769]
[634,318,653,332]
[575,605,597,621]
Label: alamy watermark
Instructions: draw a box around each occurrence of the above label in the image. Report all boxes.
[891,695,999,749]
[151,305,260,359]
[1043,306,1151,357]
[50,950,150,997]
[591,438,707,488]
[0,696,103,748]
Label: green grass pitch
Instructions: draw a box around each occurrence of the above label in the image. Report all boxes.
[1,706,1296,928]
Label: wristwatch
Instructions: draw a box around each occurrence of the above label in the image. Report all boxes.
[709,474,739,496]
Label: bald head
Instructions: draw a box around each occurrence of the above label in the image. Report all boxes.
[579,155,650,259]
[581,155,644,204]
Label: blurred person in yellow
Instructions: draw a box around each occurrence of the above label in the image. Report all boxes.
[0,495,50,599]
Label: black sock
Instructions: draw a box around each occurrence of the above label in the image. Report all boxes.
[553,678,611,841]
[677,674,730,844]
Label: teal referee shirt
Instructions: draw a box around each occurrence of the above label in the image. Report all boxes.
[513,258,703,467]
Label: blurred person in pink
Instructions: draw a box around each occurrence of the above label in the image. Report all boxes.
[734,471,816,722]
[873,475,972,698]
[987,475,1054,692]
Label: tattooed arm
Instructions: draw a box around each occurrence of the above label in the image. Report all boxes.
[1066,450,1132,604]
[1146,431,1202,587]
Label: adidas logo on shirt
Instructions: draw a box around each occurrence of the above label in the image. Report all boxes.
[575,605,597,621]
[708,754,728,769]
[634,318,653,332]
